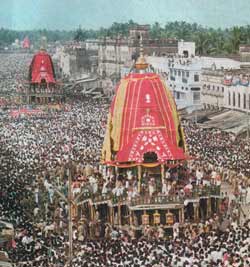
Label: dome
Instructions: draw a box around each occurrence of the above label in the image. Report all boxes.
[102,72,186,165]
[29,50,56,84]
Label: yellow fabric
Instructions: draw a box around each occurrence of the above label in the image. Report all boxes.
[125,75,158,82]
[161,78,186,150]
[101,112,112,162]
[111,79,128,151]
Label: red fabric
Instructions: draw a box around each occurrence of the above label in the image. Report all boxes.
[116,129,185,163]
[110,73,186,163]
[10,108,44,117]
[29,51,56,84]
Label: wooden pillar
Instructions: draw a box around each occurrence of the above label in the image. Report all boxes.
[207,198,212,218]
[180,207,185,223]
[178,208,182,223]
[89,201,95,221]
[193,202,199,222]
[109,204,113,225]
[129,210,133,226]
[137,165,142,193]
[118,203,122,226]
[68,167,73,263]
[161,164,165,185]
[217,197,221,216]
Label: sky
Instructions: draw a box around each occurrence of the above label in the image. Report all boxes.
[1,0,250,30]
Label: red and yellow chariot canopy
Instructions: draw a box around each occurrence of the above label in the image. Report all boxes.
[102,73,186,165]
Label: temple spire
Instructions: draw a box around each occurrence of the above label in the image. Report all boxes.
[135,34,148,71]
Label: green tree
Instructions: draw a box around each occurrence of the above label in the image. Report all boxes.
[194,31,210,55]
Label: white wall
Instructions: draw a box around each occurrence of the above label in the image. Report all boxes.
[225,85,250,112]
[178,41,195,57]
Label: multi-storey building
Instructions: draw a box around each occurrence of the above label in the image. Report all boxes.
[223,69,250,112]
[201,67,225,110]
[201,61,250,110]
[148,54,246,112]
[98,25,179,82]
[54,43,98,79]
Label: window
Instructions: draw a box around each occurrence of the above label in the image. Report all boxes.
[228,92,231,105]
[244,94,246,109]
[217,86,220,91]
[182,71,185,77]
[194,74,199,82]
[212,86,215,90]
[174,70,177,76]
[222,87,224,93]
[233,92,235,106]
[176,91,180,99]
[193,92,200,104]
[186,71,189,77]
[178,70,181,76]
[238,93,241,108]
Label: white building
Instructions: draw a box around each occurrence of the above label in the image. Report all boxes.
[202,61,250,110]
[85,39,99,51]
[178,41,195,58]
[147,56,202,112]
[53,46,73,77]
[223,72,250,112]
[147,54,246,112]
[201,67,225,110]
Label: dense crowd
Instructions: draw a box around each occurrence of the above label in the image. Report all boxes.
[12,219,250,267]
[0,100,249,266]
[184,121,250,176]
[0,53,31,97]
[0,52,250,266]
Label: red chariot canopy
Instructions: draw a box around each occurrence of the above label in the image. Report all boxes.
[29,50,56,84]
[102,73,187,164]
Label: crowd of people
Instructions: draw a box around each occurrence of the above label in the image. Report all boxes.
[184,121,250,200]
[0,52,250,266]
[0,53,31,97]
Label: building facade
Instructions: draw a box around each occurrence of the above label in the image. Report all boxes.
[54,43,98,79]
[147,56,203,112]
[201,61,250,111]
[98,25,179,82]
[148,54,247,112]
[201,67,225,110]
[223,70,250,112]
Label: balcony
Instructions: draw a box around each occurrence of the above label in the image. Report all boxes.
[76,185,221,207]
[129,185,220,207]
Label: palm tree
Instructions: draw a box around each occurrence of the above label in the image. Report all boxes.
[229,26,242,53]
[207,30,226,55]
[195,31,210,55]
[150,22,162,39]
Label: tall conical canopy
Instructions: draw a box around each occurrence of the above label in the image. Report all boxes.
[102,73,186,165]
[28,50,56,84]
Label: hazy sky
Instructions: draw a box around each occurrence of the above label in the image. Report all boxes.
[1,0,250,30]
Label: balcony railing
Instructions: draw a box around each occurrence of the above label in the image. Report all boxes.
[76,185,221,206]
